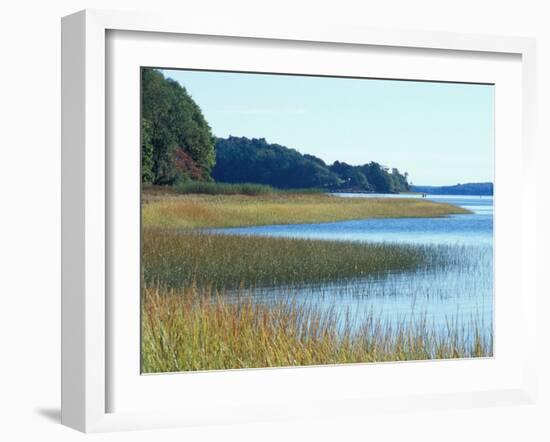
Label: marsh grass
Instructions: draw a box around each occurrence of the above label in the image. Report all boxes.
[140,187,487,372]
[142,191,470,229]
[175,181,277,196]
[142,228,439,290]
[141,285,492,373]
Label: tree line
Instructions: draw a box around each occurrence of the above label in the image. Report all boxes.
[141,68,410,193]
[214,136,409,193]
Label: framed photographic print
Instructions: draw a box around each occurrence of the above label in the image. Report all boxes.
[139,68,495,374]
[61,9,538,432]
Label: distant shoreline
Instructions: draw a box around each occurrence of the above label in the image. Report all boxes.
[410,182,493,196]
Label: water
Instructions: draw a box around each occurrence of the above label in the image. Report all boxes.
[213,194,493,345]
[214,195,493,247]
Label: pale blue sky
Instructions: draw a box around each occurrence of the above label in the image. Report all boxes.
[162,69,494,186]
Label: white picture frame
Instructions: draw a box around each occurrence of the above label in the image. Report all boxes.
[61,9,538,433]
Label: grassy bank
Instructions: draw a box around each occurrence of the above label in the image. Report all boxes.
[175,181,278,196]
[142,285,492,372]
[142,191,471,229]
[143,228,437,289]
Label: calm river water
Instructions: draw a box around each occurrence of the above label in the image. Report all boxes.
[215,194,493,343]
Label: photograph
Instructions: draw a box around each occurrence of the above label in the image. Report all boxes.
[140,67,494,373]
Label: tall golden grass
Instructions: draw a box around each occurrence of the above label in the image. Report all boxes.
[141,285,492,373]
[142,191,470,229]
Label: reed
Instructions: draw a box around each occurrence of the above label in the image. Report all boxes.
[141,285,492,373]
[142,228,439,290]
[142,191,470,229]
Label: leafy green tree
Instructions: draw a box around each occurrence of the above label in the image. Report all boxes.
[141,119,154,183]
[390,168,410,192]
[213,137,340,189]
[360,162,394,193]
[329,161,372,191]
[141,69,215,184]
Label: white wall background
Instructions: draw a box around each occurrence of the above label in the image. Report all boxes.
[0,1,548,440]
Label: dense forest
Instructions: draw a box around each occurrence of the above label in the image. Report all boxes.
[141,68,410,193]
[214,136,410,192]
[411,183,493,196]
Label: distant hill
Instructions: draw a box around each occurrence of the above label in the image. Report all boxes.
[213,136,410,193]
[411,182,493,196]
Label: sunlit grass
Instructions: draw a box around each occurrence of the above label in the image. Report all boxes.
[142,190,470,229]
[141,285,492,373]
